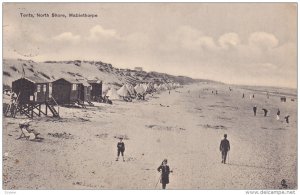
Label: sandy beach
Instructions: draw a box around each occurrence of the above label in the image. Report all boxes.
[2,82,297,190]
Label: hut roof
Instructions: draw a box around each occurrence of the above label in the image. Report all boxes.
[87,79,102,84]
[23,76,48,84]
[76,79,91,87]
[59,78,82,84]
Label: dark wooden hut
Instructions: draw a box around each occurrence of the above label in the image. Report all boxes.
[87,79,102,100]
[77,79,92,102]
[9,77,59,118]
[52,78,83,104]
[12,76,50,104]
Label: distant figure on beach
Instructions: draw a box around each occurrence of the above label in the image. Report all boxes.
[284,115,290,123]
[216,90,218,95]
[157,159,172,189]
[262,108,268,117]
[276,109,280,120]
[281,179,288,189]
[253,105,257,116]
[116,138,125,162]
[242,93,245,98]
[220,134,230,164]
[212,91,214,94]
[252,94,255,98]
[267,92,269,99]
[169,90,170,95]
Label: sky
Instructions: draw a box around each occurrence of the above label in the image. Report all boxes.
[3,3,297,88]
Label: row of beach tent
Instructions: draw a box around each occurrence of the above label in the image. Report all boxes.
[103,82,181,100]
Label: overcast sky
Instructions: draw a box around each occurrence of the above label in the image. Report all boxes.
[3,3,297,88]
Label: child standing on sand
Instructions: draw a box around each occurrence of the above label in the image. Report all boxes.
[116,138,125,162]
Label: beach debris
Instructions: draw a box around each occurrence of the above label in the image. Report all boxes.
[48,132,73,139]
[126,157,137,162]
[95,133,108,139]
[159,103,169,107]
[201,124,227,130]
[146,125,186,131]
[78,117,90,122]
[73,181,82,185]
[114,134,129,140]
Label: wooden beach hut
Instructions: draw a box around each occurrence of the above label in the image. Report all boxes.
[87,79,102,100]
[12,76,50,103]
[52,78,83,104]
[77,79,92,103]
[9,76,59,118]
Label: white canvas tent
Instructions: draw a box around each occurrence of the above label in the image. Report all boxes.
[117,85,130,97]
[102,83,111,95]
[134,84,146,95]
[125,83,136,97]
[106,88,120,100]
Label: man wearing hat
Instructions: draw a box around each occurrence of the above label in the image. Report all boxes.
[219,134,230,164]
[157,159,172,189]
[116,137,125,162]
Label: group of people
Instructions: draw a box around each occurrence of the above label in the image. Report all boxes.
[115,135,232,189]
[253,106,290,123]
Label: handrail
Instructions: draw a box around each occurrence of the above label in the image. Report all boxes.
[51,96,59,115]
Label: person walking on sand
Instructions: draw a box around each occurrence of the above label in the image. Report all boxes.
[242,93,245,98]
[220,134,230,164]
[284,115,290,123]
[262,108,268,117]
[157,159,172,189]
[116,138,125,162]
[253,105,257,116]
[276,109,280,120]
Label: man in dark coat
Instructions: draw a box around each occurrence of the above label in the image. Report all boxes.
[253,105,257,116]
[284,115,290,123]
[262,108,268,117]
[157,159,172,189]
[116,138,125,162]
[220,134,230,164]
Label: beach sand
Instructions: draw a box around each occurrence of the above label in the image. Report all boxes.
[2,83,297,189]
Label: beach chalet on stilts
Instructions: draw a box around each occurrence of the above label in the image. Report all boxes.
[87,79,102,101]
[8,76,59,118]
[52,78,84,105]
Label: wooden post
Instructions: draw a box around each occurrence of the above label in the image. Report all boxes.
[45,103,48,116]
[38,104,41,116]
[31,104,33,118]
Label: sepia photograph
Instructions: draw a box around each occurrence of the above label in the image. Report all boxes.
[2,2,298,191]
